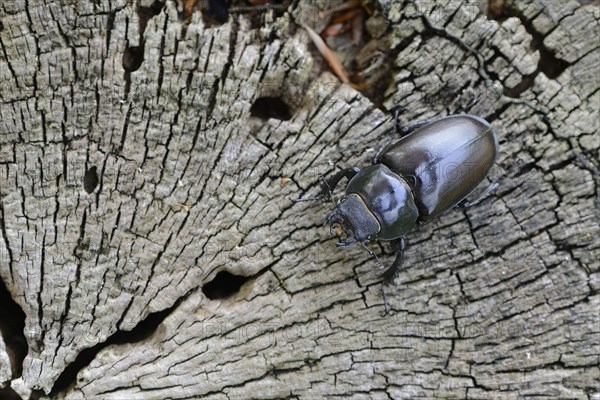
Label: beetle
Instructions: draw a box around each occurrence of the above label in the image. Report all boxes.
[299,113,499,313]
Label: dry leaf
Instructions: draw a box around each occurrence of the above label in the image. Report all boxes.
[303,24,351,84]
[184,0,198,18]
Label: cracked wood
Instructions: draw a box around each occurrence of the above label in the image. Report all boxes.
[0,0,598,399]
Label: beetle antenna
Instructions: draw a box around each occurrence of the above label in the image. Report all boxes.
[293,175,342,207]
[325,212,342,225]
[319,175,341,211]
[319,175,334,200]
[293,172,337,204]
[360,242,384,270]
[359,242,390,315]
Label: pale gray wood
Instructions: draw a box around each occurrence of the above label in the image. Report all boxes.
[0,335,10,387]
[0,0,598,399]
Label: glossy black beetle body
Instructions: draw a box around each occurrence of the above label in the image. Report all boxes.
[320,114,498,289]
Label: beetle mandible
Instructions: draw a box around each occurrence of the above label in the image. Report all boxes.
[299,113,499,313]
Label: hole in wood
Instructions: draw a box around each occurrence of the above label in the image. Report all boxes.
[29,390,44,400]
[200,0,230,26]
[0,277,28,379]
[0,386,22,400]
[137,0,165,33]
[121,1,163,74]
[487,0,568,81]
[202,271,250,300]
[229,0,289,30]
[250,96,292,121]
[83,166,98,194]
[122,46,144,72]
[49,296,185,397]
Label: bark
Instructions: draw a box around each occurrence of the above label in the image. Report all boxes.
[0,0,598,399]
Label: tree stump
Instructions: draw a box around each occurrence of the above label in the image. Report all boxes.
[0,0,598,398]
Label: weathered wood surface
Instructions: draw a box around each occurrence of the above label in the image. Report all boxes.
[0,0,598,398]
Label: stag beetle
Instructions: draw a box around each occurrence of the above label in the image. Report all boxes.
[298,114,498,314]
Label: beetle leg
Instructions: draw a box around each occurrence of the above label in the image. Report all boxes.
[456,87,480,112]
[293,168,359,203]
[399,118,439,135]
[381,283,389,316]
[373,111,441,163]
[336,238,357,248]
[320,167,360,195]
[380,239,405,314]
[381,237,405,284]
[373,108,402,163]
[459,181,499,208]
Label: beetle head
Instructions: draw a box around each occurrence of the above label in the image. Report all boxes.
[327,212,357,247]
[327,193,381,247]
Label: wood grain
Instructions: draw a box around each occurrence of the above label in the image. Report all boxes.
[0,0,598,398]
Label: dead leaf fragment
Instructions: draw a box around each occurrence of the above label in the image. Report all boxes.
[184,0,198,18]
[303,24,350,84]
